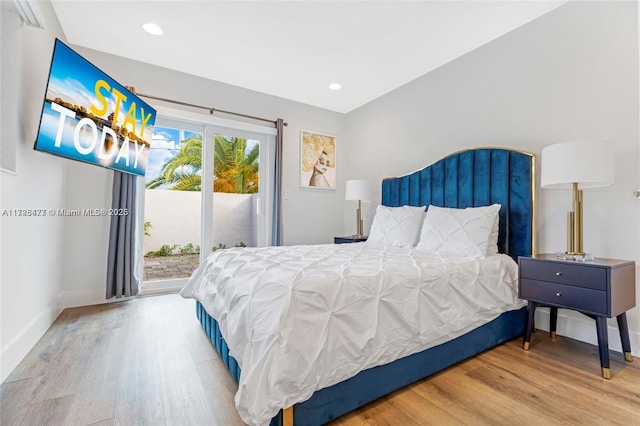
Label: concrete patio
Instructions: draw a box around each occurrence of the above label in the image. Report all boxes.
[143,254,200,282]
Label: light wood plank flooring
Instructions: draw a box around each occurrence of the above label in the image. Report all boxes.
[2,294,639,425]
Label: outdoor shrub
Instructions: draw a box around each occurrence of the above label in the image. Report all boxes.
[210,242,248,252]
[146,244,177,257]
[180,243,199,255]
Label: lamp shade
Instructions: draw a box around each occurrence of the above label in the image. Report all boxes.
[541,140,614,189]
[345,179,373,201]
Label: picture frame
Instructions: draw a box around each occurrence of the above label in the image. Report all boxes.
[300,130,336,189]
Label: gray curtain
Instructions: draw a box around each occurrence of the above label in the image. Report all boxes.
[106,171,139,298]
[271,118,284,246]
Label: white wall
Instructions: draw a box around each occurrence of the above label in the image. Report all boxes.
[0,1,68,383]
[59,162,113,307]
[344,1,640,354]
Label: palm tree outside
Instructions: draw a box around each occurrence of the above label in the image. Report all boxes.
[213,135,259,194]
[146,134,202,191]
[146,133,259,194]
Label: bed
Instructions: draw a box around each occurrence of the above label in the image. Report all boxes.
[182,147,536,425]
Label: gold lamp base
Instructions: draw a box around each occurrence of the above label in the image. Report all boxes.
[566,183,584,255]
[353,200,365,238]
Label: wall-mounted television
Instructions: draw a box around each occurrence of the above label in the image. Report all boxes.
[34,39,156,176]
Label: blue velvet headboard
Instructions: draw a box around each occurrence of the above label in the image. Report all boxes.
[381,147,536,260]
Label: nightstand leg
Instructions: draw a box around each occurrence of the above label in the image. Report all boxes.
[523,301,536,350]
[549,307,558,339]
[616,313,633,362]
[595,316,611,379]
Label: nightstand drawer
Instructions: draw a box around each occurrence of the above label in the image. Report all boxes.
[520,259,606,291]
[519,279,607,314]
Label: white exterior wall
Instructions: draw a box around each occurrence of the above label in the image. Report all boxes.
[143,190,257,253]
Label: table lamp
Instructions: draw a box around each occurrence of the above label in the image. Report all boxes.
[345,179,373,238]
[541,140,614,257]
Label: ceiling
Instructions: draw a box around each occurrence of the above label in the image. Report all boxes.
[50,1,567,114]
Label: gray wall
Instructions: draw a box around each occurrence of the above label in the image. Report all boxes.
[344,1,640,352]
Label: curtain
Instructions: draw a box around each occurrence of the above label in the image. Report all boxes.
[271,118,284,246]
[106,171,140,299]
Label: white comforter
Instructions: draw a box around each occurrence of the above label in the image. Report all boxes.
[181,243,524,425]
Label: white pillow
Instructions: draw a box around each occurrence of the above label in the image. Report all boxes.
[486,208,501,255]
[367,205,426,248]
[415,204,501,258]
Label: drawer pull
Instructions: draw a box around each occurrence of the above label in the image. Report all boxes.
[555,272,562,276]
[556,292,562,297]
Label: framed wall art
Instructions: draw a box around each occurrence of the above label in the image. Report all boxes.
[300,130,336,189]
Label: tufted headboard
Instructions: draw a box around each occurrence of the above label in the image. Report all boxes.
[381,147,536,261]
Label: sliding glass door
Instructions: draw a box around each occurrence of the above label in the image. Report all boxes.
[141,116,272,292]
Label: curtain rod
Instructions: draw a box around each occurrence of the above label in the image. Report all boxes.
[127,87,288,127]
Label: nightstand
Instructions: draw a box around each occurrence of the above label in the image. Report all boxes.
[334,236,367,244]
[518,254,636,378]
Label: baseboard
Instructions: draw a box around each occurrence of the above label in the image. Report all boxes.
[61,287,132,309]
[534,308,640,356]
[0,299,62,383]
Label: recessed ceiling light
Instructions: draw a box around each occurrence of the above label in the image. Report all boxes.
[328,83,342,91]
[143,23,163,36]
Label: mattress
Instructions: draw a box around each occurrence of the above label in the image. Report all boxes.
[181,242,525,425]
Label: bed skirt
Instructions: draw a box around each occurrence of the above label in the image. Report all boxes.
[196,302,526,425]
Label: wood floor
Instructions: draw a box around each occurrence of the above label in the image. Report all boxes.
[1,294,639,425]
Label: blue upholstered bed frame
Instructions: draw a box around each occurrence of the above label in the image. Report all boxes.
[195,147,536,425]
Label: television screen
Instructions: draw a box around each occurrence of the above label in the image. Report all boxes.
[34,39,156,176]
